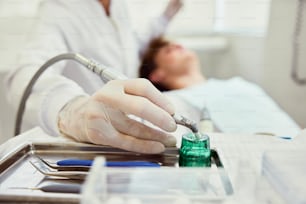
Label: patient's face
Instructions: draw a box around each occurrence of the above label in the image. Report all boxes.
[154,43,197,77]
[150,43,198,88]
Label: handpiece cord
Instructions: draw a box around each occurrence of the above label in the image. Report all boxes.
[14,53,127,136]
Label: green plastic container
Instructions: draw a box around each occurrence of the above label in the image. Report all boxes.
[179,132,211,167]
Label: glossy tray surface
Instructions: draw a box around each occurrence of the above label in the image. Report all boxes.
[0,143,230,203]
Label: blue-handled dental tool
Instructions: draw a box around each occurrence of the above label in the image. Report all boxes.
[57,159,160,167]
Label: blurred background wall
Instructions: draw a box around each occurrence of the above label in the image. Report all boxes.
[0,0,305,144]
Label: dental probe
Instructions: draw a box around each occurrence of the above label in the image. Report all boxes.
[10,183,81,194]
[15,53,198,136]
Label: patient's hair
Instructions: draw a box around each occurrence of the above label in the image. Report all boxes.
[139,37,170,92]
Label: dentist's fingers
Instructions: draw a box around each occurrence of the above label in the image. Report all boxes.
[93,79,177,132]
[123,78,175,115]
[119,94,176,132]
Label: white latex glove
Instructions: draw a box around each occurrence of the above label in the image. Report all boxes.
[58,79,177,154]
[163,0,183,21]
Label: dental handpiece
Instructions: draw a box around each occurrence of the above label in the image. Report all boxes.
[172,114,198,133]
[75,54,199,133]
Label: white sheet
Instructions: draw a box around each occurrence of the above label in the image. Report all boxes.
[165,77,301,137]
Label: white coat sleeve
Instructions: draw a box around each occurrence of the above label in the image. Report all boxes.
[4,3,87,136]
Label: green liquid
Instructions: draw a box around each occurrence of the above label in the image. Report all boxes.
[179,132,211,167]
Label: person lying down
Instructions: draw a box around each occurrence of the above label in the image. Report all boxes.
[139,38,301,138]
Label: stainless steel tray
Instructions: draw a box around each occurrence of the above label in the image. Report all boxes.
[0,142,230,203]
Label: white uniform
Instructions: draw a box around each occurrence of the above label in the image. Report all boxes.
[5,0,169,136]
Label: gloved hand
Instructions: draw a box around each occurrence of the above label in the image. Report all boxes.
[163,0,183,21]
[58,79,177,154]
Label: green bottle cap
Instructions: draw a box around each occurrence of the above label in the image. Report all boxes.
[179,132,211,167]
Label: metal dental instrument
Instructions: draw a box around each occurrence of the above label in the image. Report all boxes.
[30,161,88,180]
[10,183,81,194]
[15,53,197,136]
[32,154,90,171]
